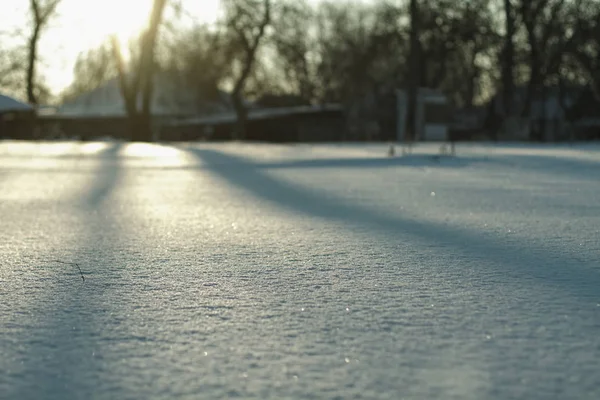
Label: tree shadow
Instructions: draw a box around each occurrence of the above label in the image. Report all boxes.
[253,149,599,183]
[255,154,472,170]
[184,146,599,301]
[79,142,123,207]
[6,142,127,400]
[183,143,599,183]
[499,152,599,181]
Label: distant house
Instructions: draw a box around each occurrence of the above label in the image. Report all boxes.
[162,104,344,142]
[38,74,235,140]
[486,85,599,141]
[0,93,35,139]
[344,83,397,141]
[255,94,311,109]
[565,88,600,140]
[396,88,450,142]
[448,106,489,141]
[58,73,233,118]
[345,85,451,142]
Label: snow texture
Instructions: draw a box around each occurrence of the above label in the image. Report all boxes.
[0,141,599,400]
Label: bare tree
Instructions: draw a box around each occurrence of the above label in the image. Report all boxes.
[0,2,58,104]
[518,0,568,118]
[111,0,168,141]
[26,0,61,105]
[162,24,233,113]
[61,41,116,103]
[27,1,59,102]
[270,0,316,102]
[0,47,25,98]
[570,1,600,99]
[413,0,498,109]
[224,0,271,139]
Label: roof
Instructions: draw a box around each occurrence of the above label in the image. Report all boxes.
[490,84,588,118]
[396,87,448,104]
[56,75,234,118]
[169,104,343,127]
[0,94,32,113]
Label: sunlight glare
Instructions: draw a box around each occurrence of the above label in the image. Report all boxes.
[37,142,77,156]
[79,142,116,155]
[61,0,154,52]
[123,143,186,167]
[1,0,223,93]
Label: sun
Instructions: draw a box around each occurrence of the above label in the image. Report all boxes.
[62,0,154,49]
[39,0,223,94]
[105,1,154,46]
[59,0,222,54]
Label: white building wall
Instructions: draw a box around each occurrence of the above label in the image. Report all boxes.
[423,124,448,141]
[396,88,449,142]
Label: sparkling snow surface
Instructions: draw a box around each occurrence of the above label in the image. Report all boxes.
[0,141,599,399]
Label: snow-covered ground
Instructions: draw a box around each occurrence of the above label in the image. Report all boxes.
[0,141,599,400]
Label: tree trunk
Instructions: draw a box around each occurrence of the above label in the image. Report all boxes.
[540,83,548,141]
[522,43,541,119]
[27,26,41,105]
[502,0,515,117]
[405,0,420,144]
[464,45,479,109]
[128,112,153,142]
[111,0,166,142]
[591,63,600,102]
[138,46,156,141]
[232,92,247,140]
[226,0,270,142]
[558,75,575,142]
[431,49,447,89]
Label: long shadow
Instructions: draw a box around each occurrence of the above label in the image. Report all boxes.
[0,144,123,213]
[253,154,472,170]
[255,151,599,181]
[5,145,596,183]
[6,142,128,400]
[79,142,123,207]
[485,152,600,181]
[180,143,599,181]
[184,147,600,301]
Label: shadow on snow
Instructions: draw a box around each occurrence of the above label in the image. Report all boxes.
[184,146,600,302]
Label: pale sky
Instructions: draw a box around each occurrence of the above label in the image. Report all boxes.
[1,0,222,96]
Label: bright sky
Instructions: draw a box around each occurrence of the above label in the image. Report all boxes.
[0,0,222,97]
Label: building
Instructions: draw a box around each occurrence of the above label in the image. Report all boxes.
[0,93,35,139]
[162,104,345,142]
[486,85,600,141]
[396,88,450,142]
[448,106,489,141]
[38,74,235,140]
[567,88,600,140]
[345,85,451,142]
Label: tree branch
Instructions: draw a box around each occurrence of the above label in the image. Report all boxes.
[232,0,271,95]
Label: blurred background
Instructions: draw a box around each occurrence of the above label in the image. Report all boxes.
[1,0,599,143]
